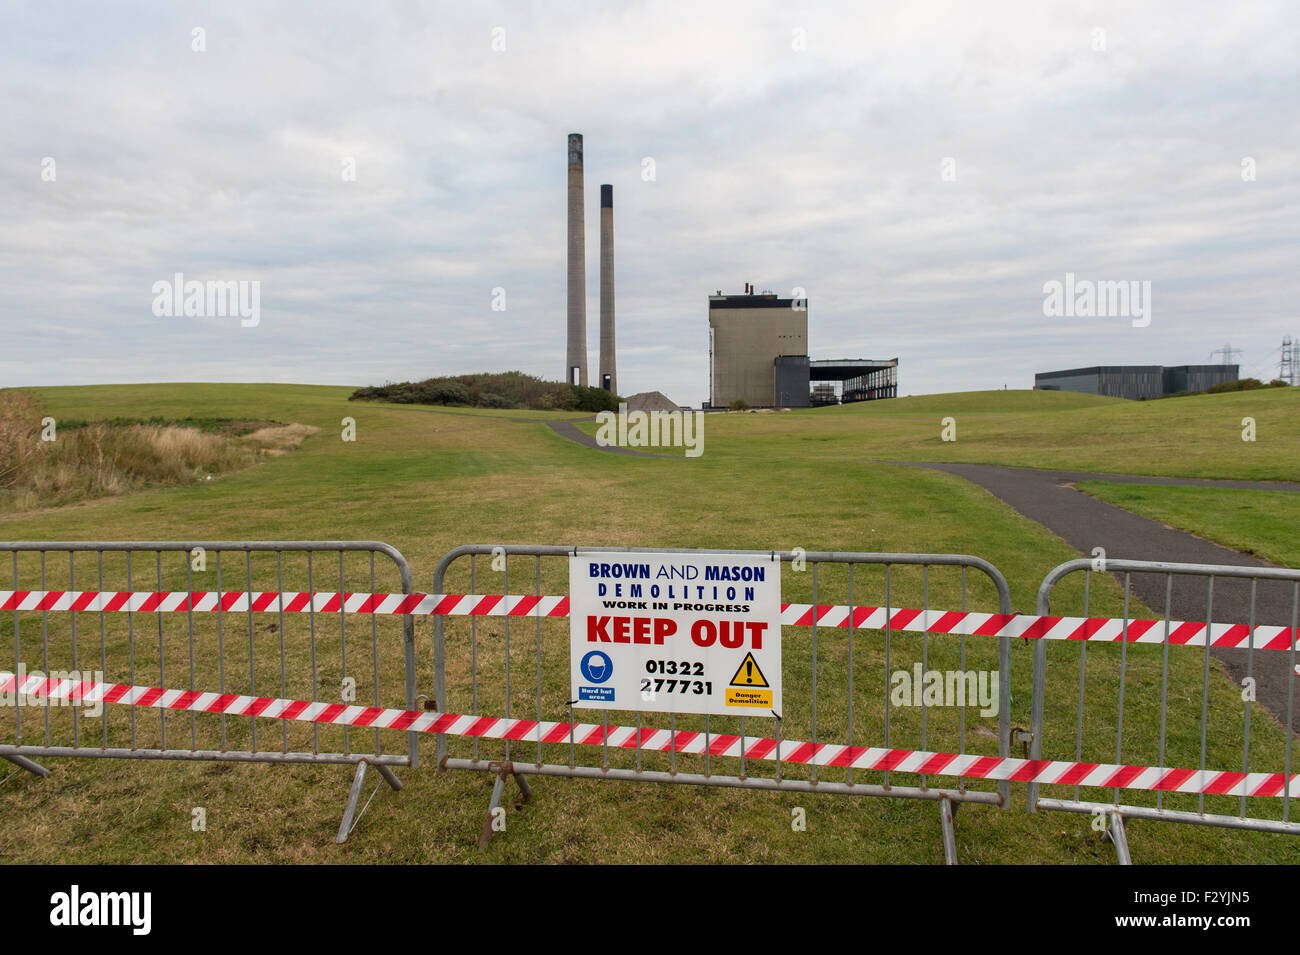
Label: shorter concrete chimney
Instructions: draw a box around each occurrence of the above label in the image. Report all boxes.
[599,184,616,393]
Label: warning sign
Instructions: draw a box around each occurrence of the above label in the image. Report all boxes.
[728,652,769,687]
[725,652,772,707]
[568,551,782,718]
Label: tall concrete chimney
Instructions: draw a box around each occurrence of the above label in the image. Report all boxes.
[599,184,616,393]
[566,133,588,387]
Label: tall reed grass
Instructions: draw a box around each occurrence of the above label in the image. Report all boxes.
[0,389,313,513]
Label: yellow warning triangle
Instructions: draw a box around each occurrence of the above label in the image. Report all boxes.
[728,652,770,688]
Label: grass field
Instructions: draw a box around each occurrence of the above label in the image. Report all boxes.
[576,386,1300,479]
[1,383,1298,864]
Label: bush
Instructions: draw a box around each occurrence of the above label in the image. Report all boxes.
[729,399,749,411]
[350,372,621,412]
[570,384,621,413]
[1207,378,1262,394]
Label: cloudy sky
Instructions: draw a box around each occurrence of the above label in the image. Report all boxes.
[2,1,1297,405]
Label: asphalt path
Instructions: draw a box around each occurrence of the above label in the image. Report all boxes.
[912,462,1300,736]
[543,416,680,458]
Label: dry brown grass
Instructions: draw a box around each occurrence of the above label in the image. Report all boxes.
[0,389,316,514]
[242,423,319,457]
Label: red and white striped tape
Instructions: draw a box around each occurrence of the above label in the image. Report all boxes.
[3,670,1296,798]
[3,590,1297,651]
[0,590,566,617]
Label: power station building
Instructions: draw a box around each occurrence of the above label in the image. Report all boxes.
[707,287,898,408]
[1034,364,1239,400]
[708,288,807,408]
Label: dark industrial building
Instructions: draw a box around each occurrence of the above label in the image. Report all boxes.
[1034,364,1238,400]
[707,287,898,408]
[818,358,899,403]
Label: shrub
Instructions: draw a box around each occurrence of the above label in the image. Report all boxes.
[350,372,621,411]
[570,384,621,413]
[1207,378,1262,394]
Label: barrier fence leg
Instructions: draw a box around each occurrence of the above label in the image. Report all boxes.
[1105,811,1132,866]
[478,761,532,850]
[3,754,52,777]
[336,759,402,845]
[939,797,960,865]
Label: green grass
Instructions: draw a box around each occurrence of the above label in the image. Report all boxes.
[1079,482,1300,569]
[674,387,1300,481]
[1,383,1297,864]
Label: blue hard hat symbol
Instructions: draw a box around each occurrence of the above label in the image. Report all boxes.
[580,651,613,684]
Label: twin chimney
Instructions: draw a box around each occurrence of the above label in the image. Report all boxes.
[565,133,617,392]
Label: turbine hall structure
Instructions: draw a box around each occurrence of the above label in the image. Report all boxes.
[566,133,588,386]
[599,183,617,393]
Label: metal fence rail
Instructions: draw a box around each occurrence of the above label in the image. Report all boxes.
[0,541,418,842]
[431,544,1014,862]
[1026,558,1300,863]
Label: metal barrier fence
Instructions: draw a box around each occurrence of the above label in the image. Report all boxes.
[0,541,418,842]
[1026,558,1300,863]
[431,544,1014,862]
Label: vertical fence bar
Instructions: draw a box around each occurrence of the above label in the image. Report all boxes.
[1286,582,1297,824]
[503,556,510,764]
[1114,576,1131,807]
[810,561,818,785]
[883,563,892,790]
[278,551,288,754]
[371,551,380,757]
[536,556,543,769]
[307,551,318,755]
[69,553,79,748]
[216,551,226,750]
[1156,575,1172,812]
[1198,576,1214,816]
[41,551,49,746]
[155,551,164,750]
[470,554,478,763]
[1241,579,1257,819]
[247,551,256,753]
[11,553,19,746]
[920,564,929,791]
[1072,572,1090,804]
[338,551,348,755]
[187,550,197,750]
[847,563,855,788]
[957,565,965,789]
[125,550,134,749]
[98,551,106,749]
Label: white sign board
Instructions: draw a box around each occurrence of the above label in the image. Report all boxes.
[569,551,782,717]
